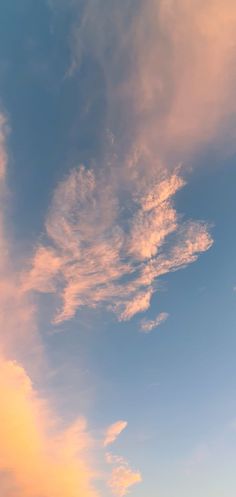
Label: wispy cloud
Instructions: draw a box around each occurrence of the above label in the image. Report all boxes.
[108,462,142,497]
[140,312,169,333]
[103,420,128,447]
[25,167,212,324]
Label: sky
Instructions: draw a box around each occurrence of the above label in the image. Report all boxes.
[0,1,236,496]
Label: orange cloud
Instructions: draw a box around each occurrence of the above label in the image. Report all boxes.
[0,356,99,497]
[103,421,128,447]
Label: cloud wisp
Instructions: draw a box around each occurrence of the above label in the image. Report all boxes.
[0,356,99,497]
[106,452,142,497]
[140,312,169,333]
[103,420,128,448]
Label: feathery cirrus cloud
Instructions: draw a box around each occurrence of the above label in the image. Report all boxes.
[0,356,98,497]
[25,166,212,324]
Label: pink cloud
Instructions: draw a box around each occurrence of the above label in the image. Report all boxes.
[25,168,212,324]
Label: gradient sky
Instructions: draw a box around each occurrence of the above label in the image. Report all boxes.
[0,1,236,496]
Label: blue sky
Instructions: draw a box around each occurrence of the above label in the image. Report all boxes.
[0,1,236,497]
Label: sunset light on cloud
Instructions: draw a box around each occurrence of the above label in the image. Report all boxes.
[0,1,236,496]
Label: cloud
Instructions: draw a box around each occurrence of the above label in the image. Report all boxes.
[140,312,169,333]
[104,421,128,447]
[108,464,142,497]
[25,167,212,324]
[0,356,98,497]
[0,114,101,495]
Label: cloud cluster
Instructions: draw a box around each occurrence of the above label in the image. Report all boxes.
[0,356,98,497]
[140,312,169,333]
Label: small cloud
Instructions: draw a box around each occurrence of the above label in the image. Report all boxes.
[108,464,142,497]
[140,312,169,333]
[103,421,128,447]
